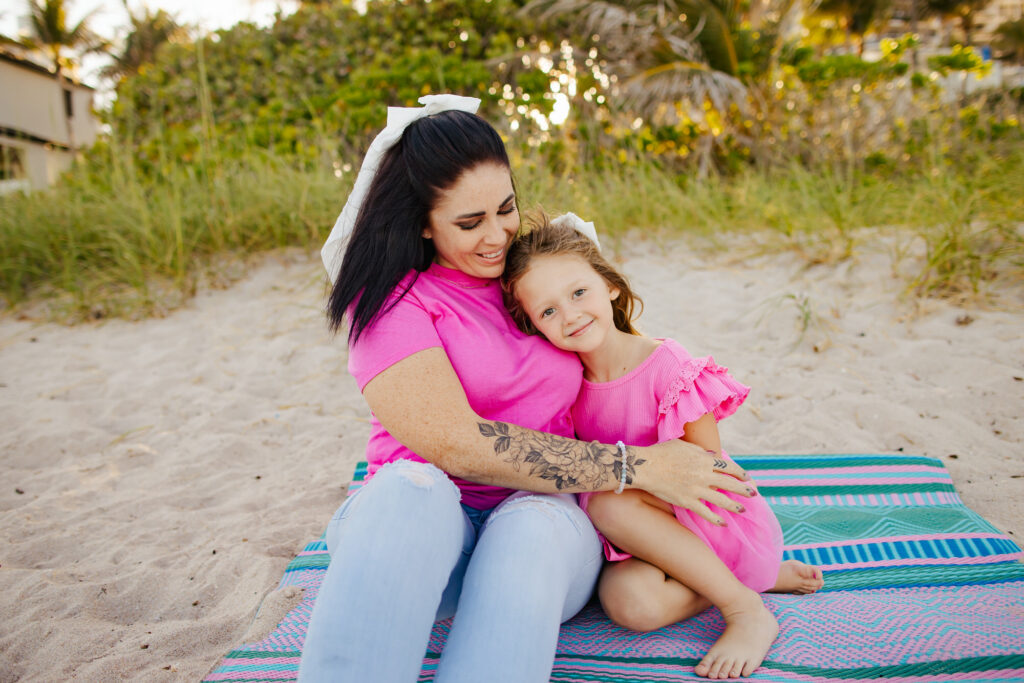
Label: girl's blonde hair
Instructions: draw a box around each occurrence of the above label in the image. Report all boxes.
[501,211,643,336]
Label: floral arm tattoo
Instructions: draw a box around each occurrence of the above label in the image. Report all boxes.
[477,421,646,491]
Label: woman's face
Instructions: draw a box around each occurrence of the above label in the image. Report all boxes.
[423,162,518,279]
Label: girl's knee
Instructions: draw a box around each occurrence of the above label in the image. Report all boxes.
[601,596,666,633]
[598,569,667,632]
[585,489,646,537]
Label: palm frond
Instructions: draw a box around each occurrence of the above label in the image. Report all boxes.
[621,58,747,121]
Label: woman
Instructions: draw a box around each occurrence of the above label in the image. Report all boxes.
[298,95,753,683]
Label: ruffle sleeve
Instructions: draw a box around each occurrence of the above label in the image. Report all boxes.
[656,356,750,443]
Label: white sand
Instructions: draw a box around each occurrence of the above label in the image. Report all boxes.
[1,242,1021,681]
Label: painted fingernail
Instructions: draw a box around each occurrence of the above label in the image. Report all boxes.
[736,505,746,513]
[747,487,756,496]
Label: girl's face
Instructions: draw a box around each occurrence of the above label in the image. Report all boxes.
[423,162,518,279]
[514,253,620,354]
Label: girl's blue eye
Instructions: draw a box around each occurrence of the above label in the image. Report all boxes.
[541,307,555,318]
[573,288,586,297]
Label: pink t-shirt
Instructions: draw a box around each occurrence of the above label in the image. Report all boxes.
[348,262,583,509]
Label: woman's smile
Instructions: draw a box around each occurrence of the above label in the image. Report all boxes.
[423,163,519,279]
[478,246,506,261]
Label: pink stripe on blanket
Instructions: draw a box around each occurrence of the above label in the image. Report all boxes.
[204,670,298,681]
[761,476,952,486]
[756,668,1024,683]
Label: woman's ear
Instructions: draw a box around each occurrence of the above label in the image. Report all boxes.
[609,287,620,301]
[421,227,432,239]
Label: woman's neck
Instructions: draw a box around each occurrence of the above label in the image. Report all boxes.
[578,329,660,383]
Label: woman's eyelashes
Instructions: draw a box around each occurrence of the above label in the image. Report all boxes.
[458,203,517,230]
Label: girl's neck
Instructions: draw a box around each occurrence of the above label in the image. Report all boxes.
[578,329,660,383]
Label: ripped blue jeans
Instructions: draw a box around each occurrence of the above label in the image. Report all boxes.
[298,459,602,683]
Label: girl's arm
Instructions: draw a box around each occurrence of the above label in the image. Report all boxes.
[362,347,752,524]
[681,413,723,454]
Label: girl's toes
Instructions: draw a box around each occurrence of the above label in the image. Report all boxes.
[701,656,721,678]
[711,656,734,679]
[722,658,743,678]
[695,656,713,677]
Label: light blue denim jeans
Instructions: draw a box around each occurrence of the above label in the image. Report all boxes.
[298,459,602,683]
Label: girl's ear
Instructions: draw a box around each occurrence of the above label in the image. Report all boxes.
[609,286,620,301]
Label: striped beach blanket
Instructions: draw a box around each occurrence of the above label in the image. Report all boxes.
[203,454,1024,682]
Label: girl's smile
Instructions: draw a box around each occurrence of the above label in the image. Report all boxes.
[513,254,619,354]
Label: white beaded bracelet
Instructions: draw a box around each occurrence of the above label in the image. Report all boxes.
[614,440,629,494]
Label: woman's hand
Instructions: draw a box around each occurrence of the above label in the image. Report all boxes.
[629,440,753,526]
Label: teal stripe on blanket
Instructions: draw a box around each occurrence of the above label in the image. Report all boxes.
[736,454,946,469]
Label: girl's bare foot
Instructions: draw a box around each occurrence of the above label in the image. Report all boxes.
[770,560,824,594]
[694,594,778,679]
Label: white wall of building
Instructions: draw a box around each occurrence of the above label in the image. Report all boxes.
[0,55,98,193]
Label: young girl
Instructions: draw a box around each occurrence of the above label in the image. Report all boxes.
[501,214,824,680]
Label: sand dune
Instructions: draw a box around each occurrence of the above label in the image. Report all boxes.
[1,242,1020,681]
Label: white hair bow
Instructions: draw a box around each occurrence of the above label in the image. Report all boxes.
[551,211,601,251]
[321,94,482,283]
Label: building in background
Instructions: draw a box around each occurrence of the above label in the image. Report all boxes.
[888,0,1024,45]
[0,49,98,195]
[974,0,1024,43]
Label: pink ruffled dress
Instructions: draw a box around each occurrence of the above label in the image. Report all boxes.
[573,338,784,593]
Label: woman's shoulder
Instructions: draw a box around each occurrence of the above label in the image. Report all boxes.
[380,268,440,309]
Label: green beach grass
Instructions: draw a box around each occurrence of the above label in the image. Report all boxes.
[2,140,1022,321]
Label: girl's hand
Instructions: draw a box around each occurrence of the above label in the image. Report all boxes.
[630,440,753,526]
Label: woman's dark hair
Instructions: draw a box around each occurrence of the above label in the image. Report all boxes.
[501,211,643,337]
[327,110,512,340]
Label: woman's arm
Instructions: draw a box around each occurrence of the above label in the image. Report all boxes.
[362,348,752,524]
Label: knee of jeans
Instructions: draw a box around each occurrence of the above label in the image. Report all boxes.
[483,493,585,537]
[327,460,463,554]
[372,459,461,499]
[338,460,461,527]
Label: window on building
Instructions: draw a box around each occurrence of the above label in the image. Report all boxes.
[64,88,74,118]
[0,144,26,180]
